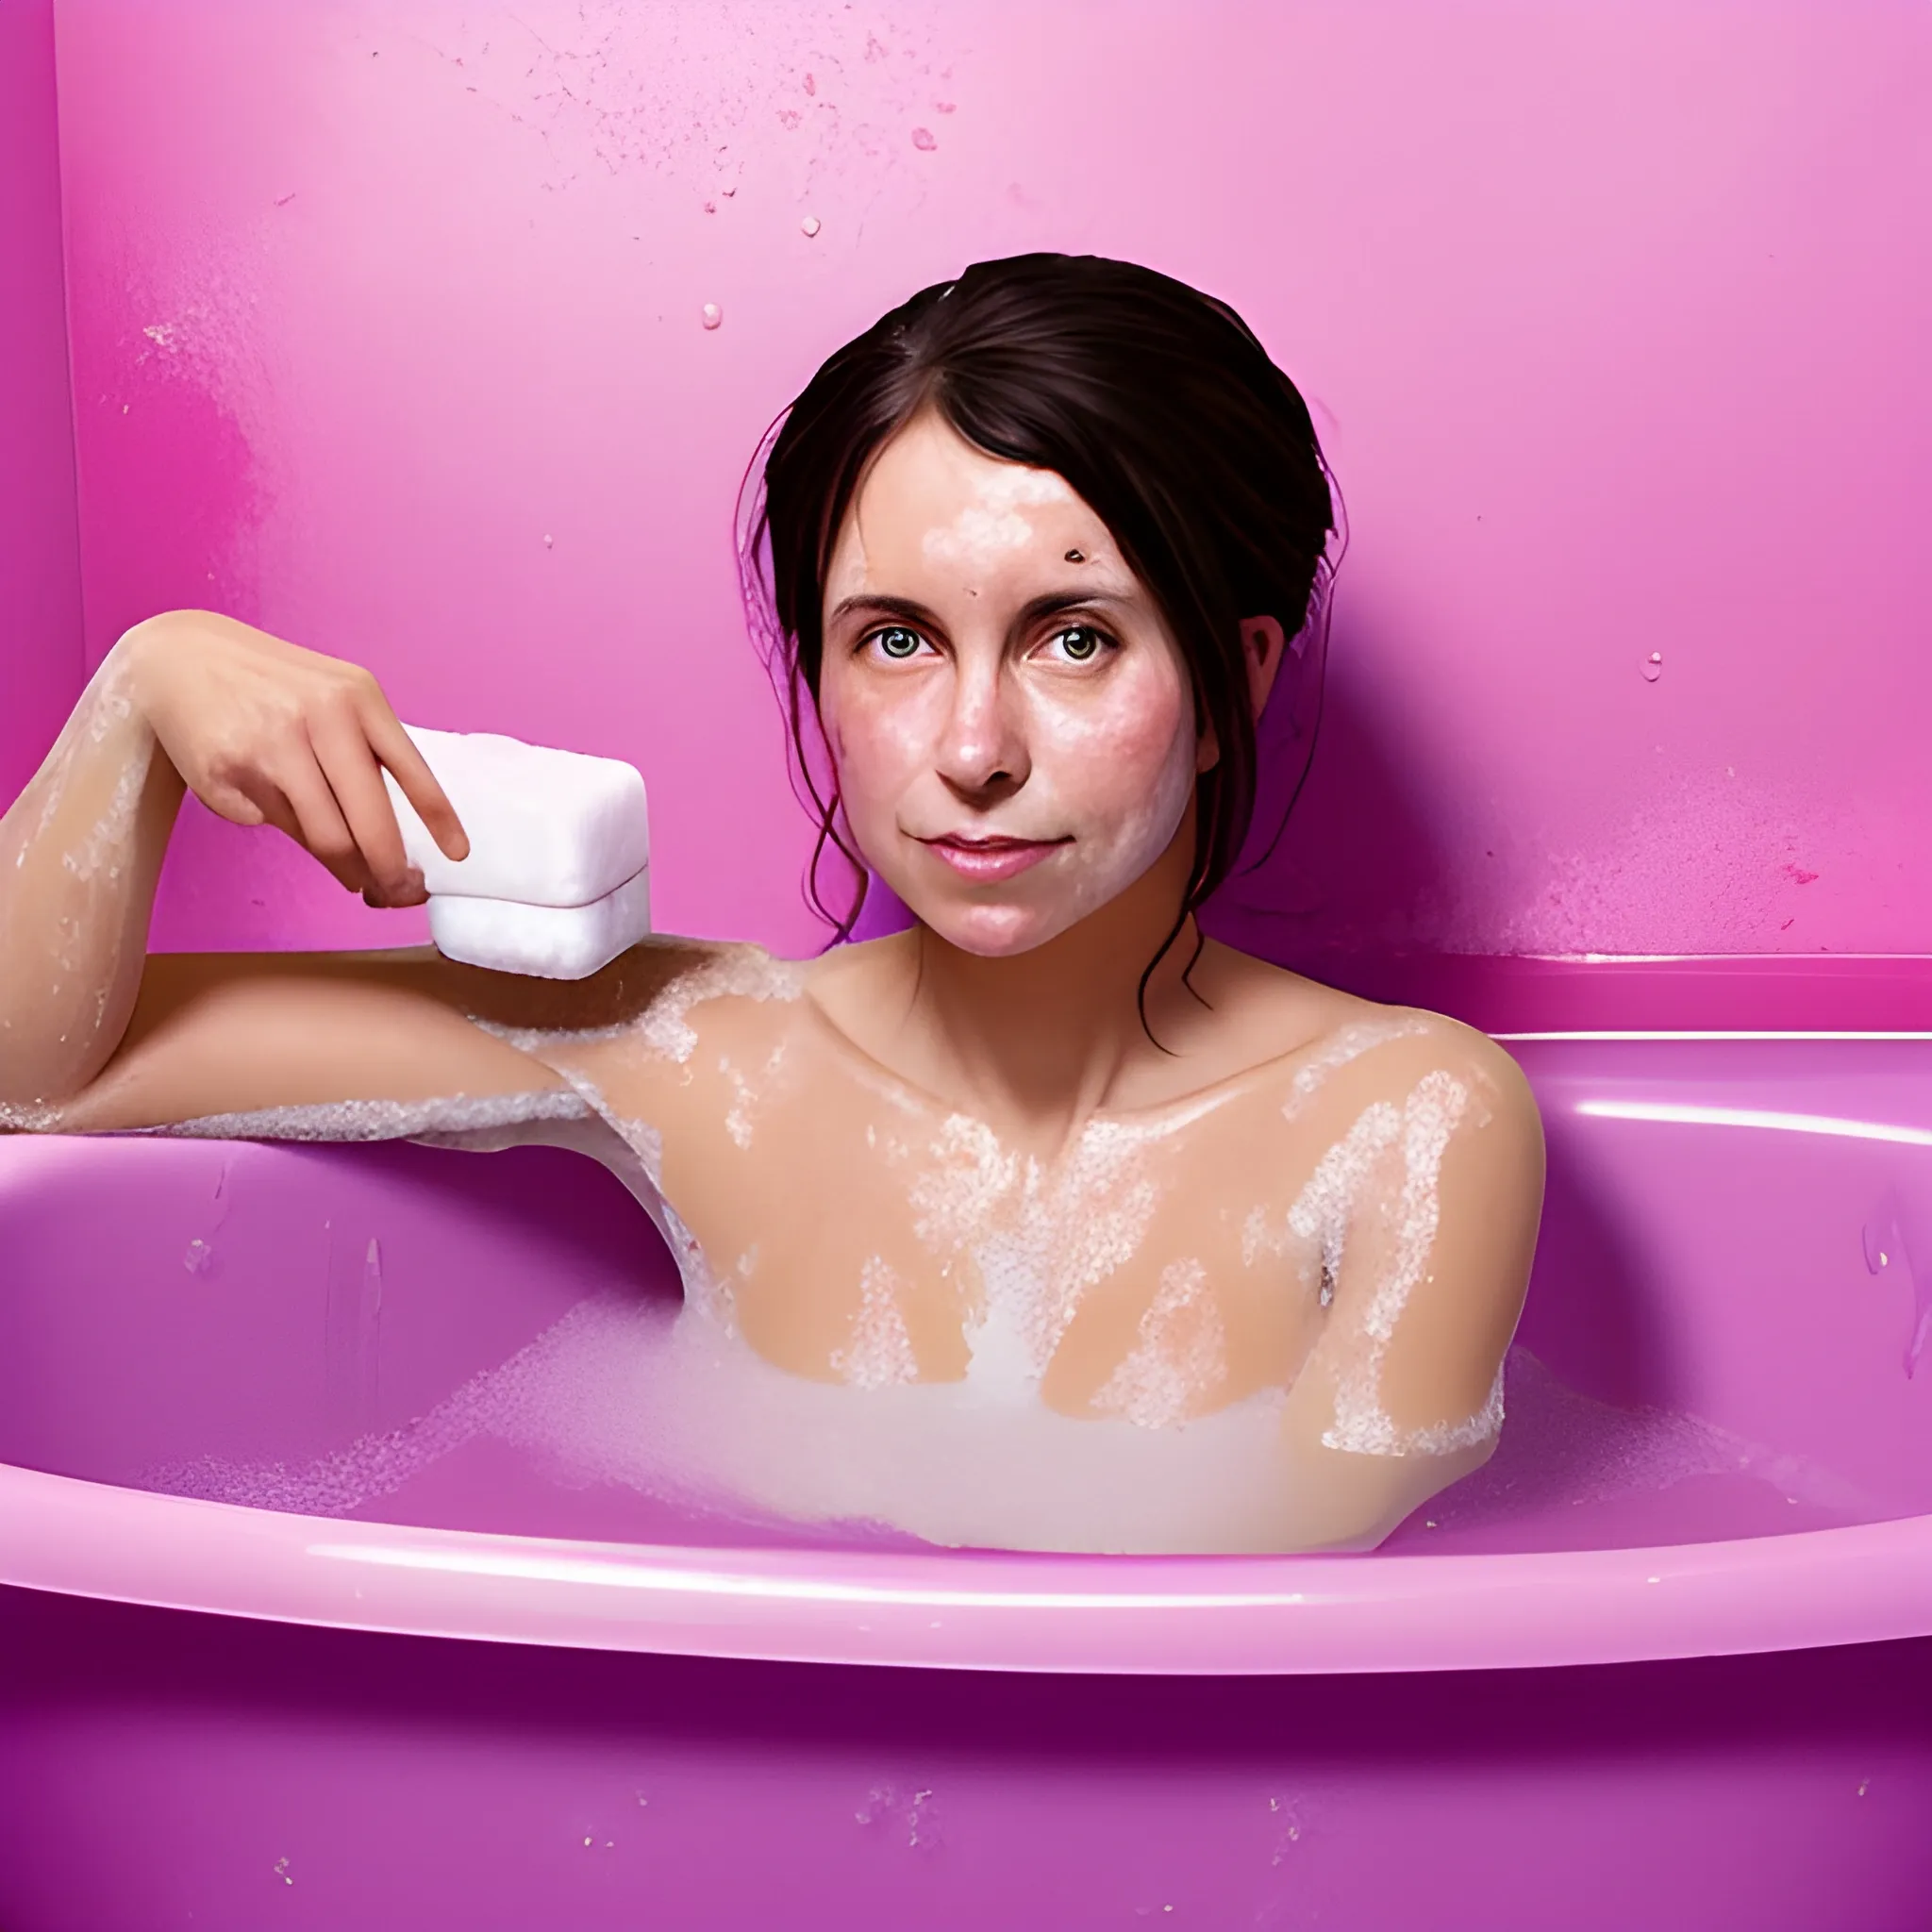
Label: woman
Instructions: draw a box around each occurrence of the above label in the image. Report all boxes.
[0,254,1544,1553]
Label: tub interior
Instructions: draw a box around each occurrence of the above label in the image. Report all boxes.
[3,1032,1931,1557]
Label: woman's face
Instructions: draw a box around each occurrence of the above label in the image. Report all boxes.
[817,408,1205,958]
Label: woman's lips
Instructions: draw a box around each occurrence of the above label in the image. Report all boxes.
[917,833,1069,883]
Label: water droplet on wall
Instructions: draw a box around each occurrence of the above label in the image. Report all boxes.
[910,127,937,151]
[701,303,723,330]
[1862,1214,1895,1274]
[1640,652,1663,683]
[183,1238,214,1276]
[801,215,821,237]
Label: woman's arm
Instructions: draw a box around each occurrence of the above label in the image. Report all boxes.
[0,634,187,1108]
[1273,1025,1545,1550]
[0,610,590,1130]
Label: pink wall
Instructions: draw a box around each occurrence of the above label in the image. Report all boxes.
[0,0,85,809]
[45,0,1932,962]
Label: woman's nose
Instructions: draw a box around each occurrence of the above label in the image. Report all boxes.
[934,658,1030,802]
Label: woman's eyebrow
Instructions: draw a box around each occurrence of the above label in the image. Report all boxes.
[1009,589,1136,628]
[826,586,1138,631]
[826,592,941,627]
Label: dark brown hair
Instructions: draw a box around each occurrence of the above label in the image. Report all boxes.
[738,251,1341,958]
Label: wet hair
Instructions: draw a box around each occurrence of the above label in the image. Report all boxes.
[738,251,1340,977]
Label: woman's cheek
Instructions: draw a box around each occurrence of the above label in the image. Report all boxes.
[1031,676,1191,838]
[826,680,929,825]
[1085,732,1195,883]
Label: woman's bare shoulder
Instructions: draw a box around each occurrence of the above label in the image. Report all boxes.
[426,934,794,1038]
[1196,944,1539,1129]
[516,936,816,1088]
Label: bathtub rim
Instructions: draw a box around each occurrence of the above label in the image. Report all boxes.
[2,1460,1928,1675]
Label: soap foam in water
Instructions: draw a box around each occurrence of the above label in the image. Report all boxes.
[143,1292,1871,1555]
[146,1292,1316,1554]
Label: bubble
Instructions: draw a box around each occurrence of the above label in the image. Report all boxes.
[800,214,822,238]
[910,127,937,151]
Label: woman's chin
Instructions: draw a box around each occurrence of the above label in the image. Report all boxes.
[899,893,1072,959]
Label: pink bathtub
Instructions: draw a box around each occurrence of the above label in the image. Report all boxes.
[3,957,1931,1929]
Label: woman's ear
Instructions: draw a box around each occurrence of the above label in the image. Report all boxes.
[1197,616,1290,774]
[1241,615,1289,721]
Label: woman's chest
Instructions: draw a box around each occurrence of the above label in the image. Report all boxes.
[601,1034,1331,1422]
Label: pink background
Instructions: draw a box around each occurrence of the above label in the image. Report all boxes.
[0,0,85,809]
[12,0,1932,963]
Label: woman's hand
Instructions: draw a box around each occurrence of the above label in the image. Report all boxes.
[116,610,468,907]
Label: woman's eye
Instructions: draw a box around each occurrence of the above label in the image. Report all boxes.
[1044,625,1108,663]
[870,626,926,661]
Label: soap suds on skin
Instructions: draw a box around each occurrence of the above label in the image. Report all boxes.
[2,655,158,1087]
[629,951,807,1062]
[1092,1257,1226,1429]
[110,1090,594,1143]
[469,946,807,1064]
[59,729,151,893]
[904,1112,1165,1396]
[1294,1069,1501,1457]
[832,1256,921,1391]
[1280,1015,1435,1117]
[921,466,1074,570]
[1282,1098,1403,1305]
[721,1041,787,1151]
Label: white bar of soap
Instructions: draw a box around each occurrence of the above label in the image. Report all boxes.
[384,724,649,908]
[426,866,653,980]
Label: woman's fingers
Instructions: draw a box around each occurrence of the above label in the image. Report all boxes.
[125,614,470,904]
[358,693,469,863]
[307,703,421,906]
[265,744,373,895]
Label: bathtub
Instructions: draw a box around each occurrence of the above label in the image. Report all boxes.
[2,957,1930,1930]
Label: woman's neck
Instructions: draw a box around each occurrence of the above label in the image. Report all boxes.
[876,829,1212,1150]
